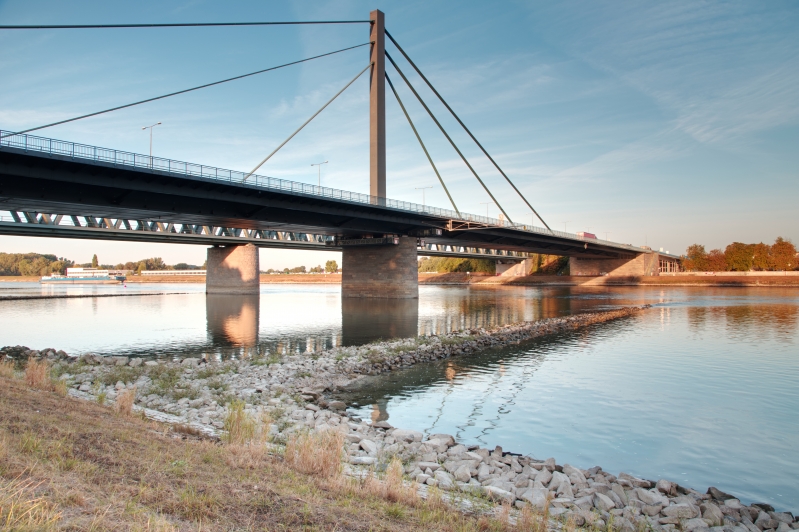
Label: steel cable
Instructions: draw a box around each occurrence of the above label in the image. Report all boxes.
[385,51,514,225]
[0,21,369,29]
[385,72,460,216]
[0,42,370,140]
[385,30,552,232]
[244,63,371,181]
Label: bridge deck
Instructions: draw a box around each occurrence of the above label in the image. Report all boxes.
[0,131,645,259]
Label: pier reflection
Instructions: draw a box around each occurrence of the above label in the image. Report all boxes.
[206,294,260,348]
[341,298,418,346]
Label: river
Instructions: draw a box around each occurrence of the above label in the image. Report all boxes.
[1,282,797,510]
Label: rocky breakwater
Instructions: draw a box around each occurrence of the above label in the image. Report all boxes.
[347,429,797,532]
[11,306,798,527]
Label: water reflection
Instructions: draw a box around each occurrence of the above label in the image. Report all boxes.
[341,298,418,345]
[206,294,260,348]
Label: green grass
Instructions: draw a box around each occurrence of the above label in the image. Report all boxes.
[100,365,146,386]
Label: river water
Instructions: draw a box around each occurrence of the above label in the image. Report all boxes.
[1,282,797,510]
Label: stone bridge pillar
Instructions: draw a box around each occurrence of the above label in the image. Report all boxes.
[569,252,659,277]
[341,236,418,298]
[206,244,260,295]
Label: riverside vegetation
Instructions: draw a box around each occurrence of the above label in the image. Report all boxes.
[2,306,798,531]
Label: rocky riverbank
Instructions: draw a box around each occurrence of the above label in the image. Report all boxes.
[3,305,797,530]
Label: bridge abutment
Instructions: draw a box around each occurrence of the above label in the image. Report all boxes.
[341,236,418,298]
[206,244,260,295]
[569,253,659,277]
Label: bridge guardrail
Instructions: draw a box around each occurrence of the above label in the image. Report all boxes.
[0,130,644,253]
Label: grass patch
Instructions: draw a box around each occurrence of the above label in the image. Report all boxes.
[222,400,256,445]
[0,374,525,531]
[115,387,137,416]
[100,364,145,386]
[0,477,62,530]
[284,430,344,478]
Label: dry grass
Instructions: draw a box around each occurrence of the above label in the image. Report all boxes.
[0,476,62,530]
[284,429,344,478]
[22,359,67,396]
[115,386,137,416]
[222,399,256,444]
[24,359,50,389]
[0,372,530,531]
[0,360,14,379]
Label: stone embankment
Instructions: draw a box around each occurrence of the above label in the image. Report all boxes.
[3,305,797,530]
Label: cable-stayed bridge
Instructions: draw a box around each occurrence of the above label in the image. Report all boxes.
[0,10,677,297]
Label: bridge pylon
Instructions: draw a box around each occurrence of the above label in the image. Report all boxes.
[369,9,386,202]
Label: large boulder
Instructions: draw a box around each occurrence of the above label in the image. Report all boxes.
[434,470,455,490]
[391,429,423,443]
[663,503,700,519]
[593,492,616,511]
[483,486,515,504]
[520,488,550,510]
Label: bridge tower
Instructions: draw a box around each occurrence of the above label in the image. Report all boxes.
[370,8,386,201]
[340,9,419,299]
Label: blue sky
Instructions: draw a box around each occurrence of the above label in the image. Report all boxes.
[0,0,797,268]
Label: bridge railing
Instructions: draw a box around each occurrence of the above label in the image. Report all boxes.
[1,130,644,253]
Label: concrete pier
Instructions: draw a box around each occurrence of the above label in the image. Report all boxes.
[341,236,418,298]
[569,253,659,277]
[206,244,260,295]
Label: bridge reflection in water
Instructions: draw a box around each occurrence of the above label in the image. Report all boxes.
[341,298,419,346]
[206,294,260,350]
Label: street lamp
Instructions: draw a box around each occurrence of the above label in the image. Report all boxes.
[311,161,328,187]
[480,202,495,218]
[142,122,162,166]
[562,221,571,232]
[415,185,433,207]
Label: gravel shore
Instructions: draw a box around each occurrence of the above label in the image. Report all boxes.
[3,304,796,530]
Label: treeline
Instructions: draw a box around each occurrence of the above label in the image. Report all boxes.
[417,254,569,275]
[417,257,496,274]
[0,253,74,276]
[263,260,339,274]
[682,237,796,272]
[0,253,205,276]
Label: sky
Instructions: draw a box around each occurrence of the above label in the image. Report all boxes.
[0,0,797,268]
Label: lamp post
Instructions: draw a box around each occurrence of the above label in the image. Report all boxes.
[415,185,433,207]
[142,122,161,166]
[311,161,328,187]
[480,202,495,218]
[562,221,571,232]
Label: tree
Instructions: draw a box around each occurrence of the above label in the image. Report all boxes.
[706,249,727,272]
[725,242,754,271]
[91,254,99,268]
[752,243,770,271]
[325,260,338,273]
[682,244,708,272]
[769,237,797,271]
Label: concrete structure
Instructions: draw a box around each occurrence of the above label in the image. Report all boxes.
[570,252,679,277]
[206,244,260,295]
[496,259,534,276]
[341,237,418,298]
[370,9,386,201]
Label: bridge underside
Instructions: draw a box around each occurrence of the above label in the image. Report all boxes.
[0,144,657,296]
[0,148,636,260]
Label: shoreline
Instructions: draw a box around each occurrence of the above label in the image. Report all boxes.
[4,272,798,287]
[4,305,796,529]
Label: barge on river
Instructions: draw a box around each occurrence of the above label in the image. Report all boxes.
[41,268,126,284]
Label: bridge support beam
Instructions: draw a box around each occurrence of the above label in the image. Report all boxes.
[342,236,418,298]
[206,244,260,295]
[569,253,659,277]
